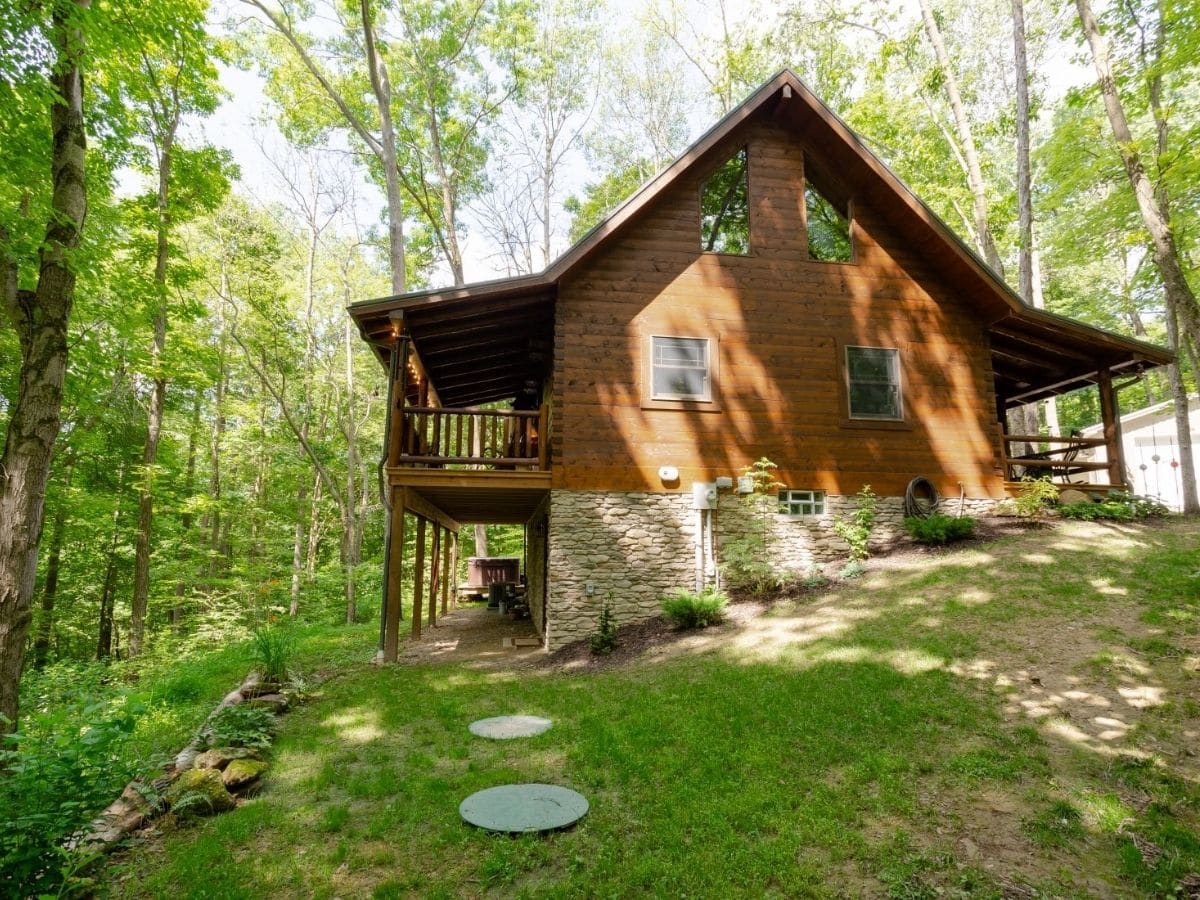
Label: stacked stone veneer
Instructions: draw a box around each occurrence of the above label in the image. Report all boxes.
[544,489,1001,650]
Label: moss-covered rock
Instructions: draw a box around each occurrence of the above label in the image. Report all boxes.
[164,768,235,819]
[194,746,261,771]
[222,758,269,791]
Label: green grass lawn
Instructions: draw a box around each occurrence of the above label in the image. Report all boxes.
[106,520,1200,898]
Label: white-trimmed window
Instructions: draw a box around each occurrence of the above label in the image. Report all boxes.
[779,489,825,516]
[846,346,902,420]
[651,336,711,401]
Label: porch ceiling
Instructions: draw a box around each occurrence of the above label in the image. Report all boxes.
[350,280,556,407]
[989,308,1172,407]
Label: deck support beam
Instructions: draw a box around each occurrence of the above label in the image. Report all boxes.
[412,517,426,642]
[428,524,441,629]
[1097,368,1126,487]
[440,526,451,615]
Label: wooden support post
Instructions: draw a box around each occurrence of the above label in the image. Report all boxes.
[1097,368,1125,487]
[440,526,451,615]
[537,403,549,470]
[384,488,406,662]
[448,533,459,610]
[428,524,441,628]
[412,517,426,641]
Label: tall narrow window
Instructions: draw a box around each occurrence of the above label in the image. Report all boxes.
[651,336,711,401]
[700,148,750,254]
[805,160,852,262]
[846,346,902,420]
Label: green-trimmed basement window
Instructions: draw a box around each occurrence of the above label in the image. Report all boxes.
[779,489,825,516]
[700,148,750,254]
[805,172,852,263]
[846,346,902,420]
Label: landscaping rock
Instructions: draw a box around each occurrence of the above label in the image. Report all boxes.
[241,680,281,699]
[1058,489,1091,505]
[248,692,289,713]
[222,758,269,791]
[165,768,235,819]
[195,746,262,771]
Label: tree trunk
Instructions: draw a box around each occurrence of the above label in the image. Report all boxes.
[97,464,126,661]
[1165,299,1200,512]
[1011,0,1033,304]
[173,393,201,629]
[1075,0,1200,351]
[32,491,68,669]
[208,290,228,577]
[130,123,177,658]
[0,1,88,731]
[918,0,1005,277]
[359,0,407,294]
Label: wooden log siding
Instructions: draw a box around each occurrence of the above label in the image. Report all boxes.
[398,406,543,469]
[553,117,1008,498]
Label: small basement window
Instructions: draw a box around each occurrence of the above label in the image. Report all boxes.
[700,148,750,254]
[805,159,852,262]
[779,489,825,516]
[650,336,711,401]
[846,346,902,420]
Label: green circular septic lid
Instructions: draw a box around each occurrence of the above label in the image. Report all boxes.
[459,784,588,833]
[468,715,553,739]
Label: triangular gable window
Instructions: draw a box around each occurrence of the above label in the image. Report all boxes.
[700,148,750,255]
[805,160,852,263]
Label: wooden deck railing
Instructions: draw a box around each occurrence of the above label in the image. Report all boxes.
[998,431,1111,482]
[398,405,547,470]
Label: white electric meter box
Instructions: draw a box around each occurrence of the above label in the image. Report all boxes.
[714,476,733,490]
[736,475,755,494]
[691,482,718,510]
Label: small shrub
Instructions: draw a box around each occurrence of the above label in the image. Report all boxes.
[590,599,618,656]
[203,703,275,751]
[839,560,865,580]
[1013,477,1059,518]
[904,514,976,546]
[1059,492,1169,521]
[661,587,728,629]
[800,566,829,589]
[721,457,786,594]
[832,485,877,560]
[251,625,295,684]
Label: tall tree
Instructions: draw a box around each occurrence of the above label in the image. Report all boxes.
[1075,0,1199,512]
[917,0,1005,277]
[124,1,226,656]
[0,0,89,730]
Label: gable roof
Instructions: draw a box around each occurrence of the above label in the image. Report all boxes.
[350,69,1172,407]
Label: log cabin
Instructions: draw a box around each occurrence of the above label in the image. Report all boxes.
[349,70,1172,657]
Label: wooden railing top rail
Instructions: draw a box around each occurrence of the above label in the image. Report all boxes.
[403,405,538,419]
[1003,434,1106,447]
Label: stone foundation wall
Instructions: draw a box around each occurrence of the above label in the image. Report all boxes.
[544,489,1002,650]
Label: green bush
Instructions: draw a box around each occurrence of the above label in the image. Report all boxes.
[1013,477,1059,518]
[1059,492,1169,521]
[721,458,786,594]
[252,625,295,684]
[832,485,877,560]
[0,697,142,895]
[590,599,618,656]
[661,587,729,629]
[838,560,866,580]
[203,703,275,751]
[904,514,976,545]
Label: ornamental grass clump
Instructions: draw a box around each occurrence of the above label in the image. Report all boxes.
[251,625,295,685]
[661,587,728,629]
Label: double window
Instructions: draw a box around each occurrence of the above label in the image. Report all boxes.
[846,346,902,420]
[650,336,711,402]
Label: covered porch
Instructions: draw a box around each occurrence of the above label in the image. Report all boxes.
[349,279,557,662]
[988,307,1173,494]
